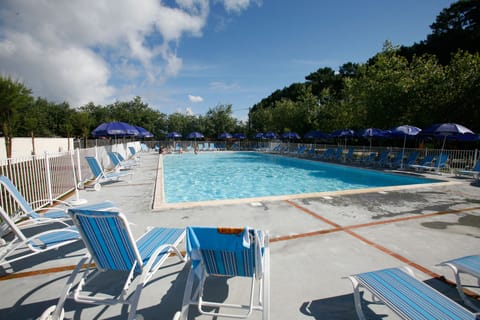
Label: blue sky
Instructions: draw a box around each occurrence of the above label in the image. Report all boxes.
[0,0,456,121]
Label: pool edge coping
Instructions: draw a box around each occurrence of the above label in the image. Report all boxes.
[153,152,459,209]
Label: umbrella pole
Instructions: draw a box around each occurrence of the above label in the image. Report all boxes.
[401,135,407,169]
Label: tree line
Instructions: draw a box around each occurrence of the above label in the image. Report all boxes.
[1,0,479,158]
[250,0,480,135]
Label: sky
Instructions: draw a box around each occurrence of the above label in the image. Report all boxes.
[0,0,457,121]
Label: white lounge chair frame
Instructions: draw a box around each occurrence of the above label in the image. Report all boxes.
[0,206,80,267]
[175,226,270,320]
[84,156,131,191]
[40,207,186,320]
[0,175,116,226]
[440,255,480,311]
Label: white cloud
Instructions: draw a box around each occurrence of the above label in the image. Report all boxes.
[220,0,261,13]
[0,0,210,107]
[0,0,257,109]
[188,94,204,103]
[209,81,240,91]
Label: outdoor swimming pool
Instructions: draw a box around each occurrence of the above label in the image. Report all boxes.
[162,152,439,204]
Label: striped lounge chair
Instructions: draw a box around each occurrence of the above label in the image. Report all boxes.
[175,226,270,319]
[39,206,186,320]
[347,266,478,319]
[0,174,116,226]
[440,255,480,311]
[85,156,131,191]
[0,206,80,268]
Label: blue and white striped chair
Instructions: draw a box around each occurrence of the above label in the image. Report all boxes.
[85,156,131,191]
[40,207,186,320]
[348,266,478,320]
[0,206,80,267]
[0,175,117,226]
[175,226,270,320]
[108,151,138,170]
[440,255,480,311]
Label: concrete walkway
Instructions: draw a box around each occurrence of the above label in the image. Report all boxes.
[0,151,479,319]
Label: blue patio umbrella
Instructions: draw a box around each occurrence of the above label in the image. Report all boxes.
[233,133,247,139]
[420,123,475,159]
[304,130,329,140]
[167,132,182,139]
[282,132,301,140]
[134,126,154,138]
[187,131,204,147]
[187,131,204,139]
[388,125,421,168]
[92,121,139,138]
[331,128,356,148]
[218,132,233,139]
[263,131,278,139]
[359,128,388,150]
[254,132,265,139]
[330,128,355,138]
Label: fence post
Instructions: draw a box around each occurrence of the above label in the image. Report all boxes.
[44,151,54,204]
[76,148,83,182]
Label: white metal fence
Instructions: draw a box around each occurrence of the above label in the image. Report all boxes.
[0,140,478,221]
[0,141,142,219]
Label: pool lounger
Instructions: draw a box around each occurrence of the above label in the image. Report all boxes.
[439,255,480,311]
[347,266,478,320]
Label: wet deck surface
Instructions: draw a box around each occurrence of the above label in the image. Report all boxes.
[0,151,479,319]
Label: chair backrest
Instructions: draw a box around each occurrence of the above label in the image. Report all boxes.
[472,160,480,171]
[187,227,263,278]
[405,151,419,165]
[391,151,403,163]
[435,153,449,167]
[114,152,126,162]
[0,206,28,242]
[377,150,389,163]
[85,156,104,178]
[128,146,136,156]
[0,175,40,219]
[68,208,143,273]
[419,154,434,166]
[108,151,121,167]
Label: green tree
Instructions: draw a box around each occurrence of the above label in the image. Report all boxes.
[204,104,237,138]
[0,76,33,158]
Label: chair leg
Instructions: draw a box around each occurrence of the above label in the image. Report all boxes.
[178,266,197,320]
[348,276,367,320]
[39,256,89,320]
[445,263,479,311]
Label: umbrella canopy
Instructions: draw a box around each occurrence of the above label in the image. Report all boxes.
[282,131,301,139]
[420,123,475,156]
[389,125,421,138]
[254,132,265,139]
[359,128,388,150]
[359,128,388,138]
[304,130,329,139]
[187,131,204,139]
[92,122,139,138]
[421,123,474,137]
[263,131,278,139]
[388,125,421,168]
[233,133,247,139]
[330,129,356,138]
[218,132,233,139]
[134,126,154,138]
[167,132,182,139]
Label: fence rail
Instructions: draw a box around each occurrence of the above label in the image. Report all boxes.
[0,140,478,226]
[0,142,141,224]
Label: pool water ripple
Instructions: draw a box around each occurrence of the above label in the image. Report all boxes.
[162,152,438,204]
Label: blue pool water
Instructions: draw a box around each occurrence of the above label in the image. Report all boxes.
[162,152,438,203]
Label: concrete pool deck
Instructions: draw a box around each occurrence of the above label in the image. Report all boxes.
[0,151,479,319]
